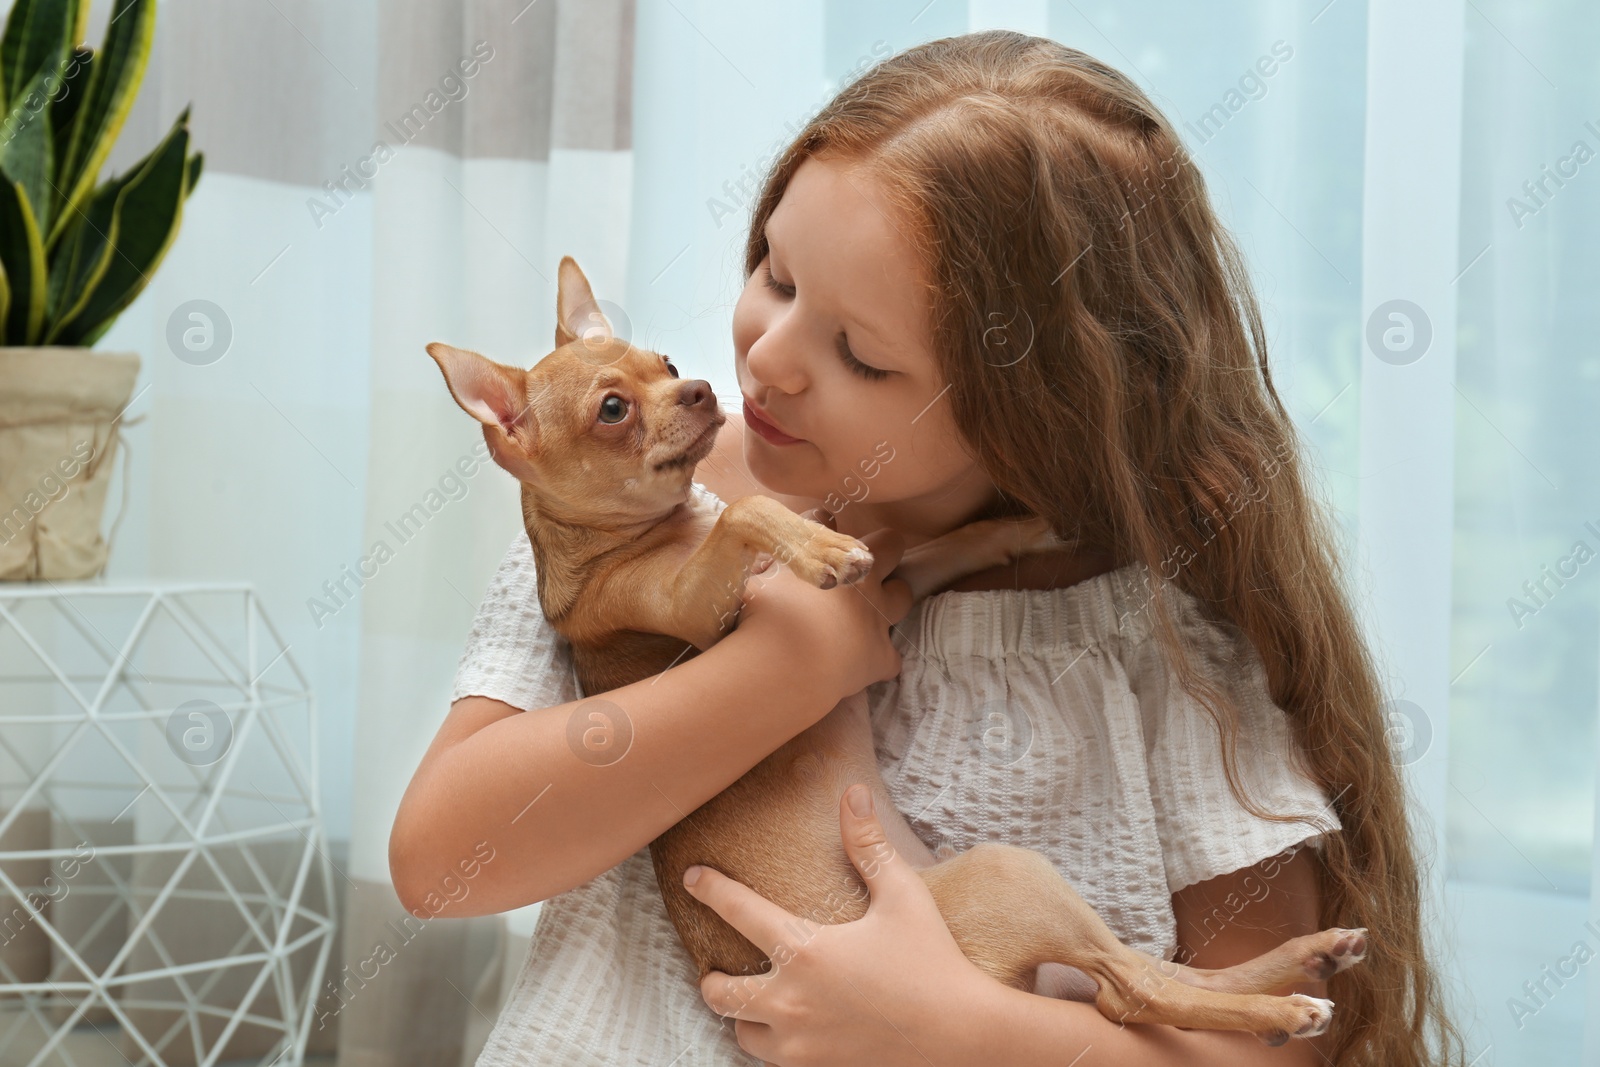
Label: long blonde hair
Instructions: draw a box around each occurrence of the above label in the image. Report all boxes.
[742,30,1464,1066]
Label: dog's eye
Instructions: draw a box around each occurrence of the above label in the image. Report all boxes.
[663,357,679,379]
[598,396,628,424]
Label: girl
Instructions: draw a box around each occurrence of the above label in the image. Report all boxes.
[391,30,1463,1067]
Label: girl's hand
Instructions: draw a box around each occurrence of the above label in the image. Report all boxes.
[736,525,912,704]
[682,783,993,1067]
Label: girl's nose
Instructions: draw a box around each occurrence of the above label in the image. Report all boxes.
[744,318,807,394]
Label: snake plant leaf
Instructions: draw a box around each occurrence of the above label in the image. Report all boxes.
[49,0,154,250]
[0,178,48,344]
[51,113,187,346]
[0,0,76,108]
[45,112,193,342]
[43,154,128,335]
[0,0,192,349]
[48,44,93,160]
[66,0,88,45]
[0,49,65,237]
[0,249,10,335]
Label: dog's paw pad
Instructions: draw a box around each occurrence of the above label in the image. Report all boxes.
[1305,954,1337,981]
[1305,928,1368,979]
[1333,928,1368,965]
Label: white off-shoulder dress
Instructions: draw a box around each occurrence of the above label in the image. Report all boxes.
[451,483,1341,1066]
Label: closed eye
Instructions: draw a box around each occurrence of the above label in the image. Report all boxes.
[837,335,890,381]
[762,262,890,382]
[762,263,794,298]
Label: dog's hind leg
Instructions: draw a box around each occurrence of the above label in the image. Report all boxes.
[919,843,1341,1044]
[1168,927,1367,993]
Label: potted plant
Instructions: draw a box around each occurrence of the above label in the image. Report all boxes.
[0,0,201,580]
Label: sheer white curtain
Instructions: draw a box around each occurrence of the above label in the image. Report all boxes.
[91,0,635,1062]
[1448,1,1600,1062]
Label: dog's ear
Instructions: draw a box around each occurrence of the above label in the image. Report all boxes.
[555,255,615,348]
[425,342,540,453]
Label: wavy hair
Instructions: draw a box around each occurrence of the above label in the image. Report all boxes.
[740,30,1464,1066]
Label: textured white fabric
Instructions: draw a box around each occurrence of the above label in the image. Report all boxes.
[452,484,1342,1066]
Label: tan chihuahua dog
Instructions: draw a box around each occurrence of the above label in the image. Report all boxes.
[426,257,1367,1045]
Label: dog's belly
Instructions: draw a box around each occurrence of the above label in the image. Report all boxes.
[647,692,939,979]
[645,697,1103,998]
[575,637,1097,998]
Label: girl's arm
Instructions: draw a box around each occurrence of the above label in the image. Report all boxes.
[388,535,910,918]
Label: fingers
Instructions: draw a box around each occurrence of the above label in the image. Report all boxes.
[699,975,780,1067]
[801,506,837,530]
[879,574,913,623]
[699,967,777,1021]
[680,864,811,962]
[857,527,906,573]
[855,529,911,624]
[837,784,917,912]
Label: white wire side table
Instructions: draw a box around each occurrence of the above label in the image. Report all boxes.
[0,582,335,1067]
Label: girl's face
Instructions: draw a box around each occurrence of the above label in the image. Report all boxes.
[731,154,1001,541]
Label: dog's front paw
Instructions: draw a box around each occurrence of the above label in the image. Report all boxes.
[1289,995,1334,1038]
[1301,927,1369,980]
[1257,995,1334,1045]
[784,524,874,589]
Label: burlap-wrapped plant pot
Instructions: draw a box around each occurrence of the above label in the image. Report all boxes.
[0,348,141,581]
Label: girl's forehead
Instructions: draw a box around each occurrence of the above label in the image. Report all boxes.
[768,157,931,343]
[773,156,889,230]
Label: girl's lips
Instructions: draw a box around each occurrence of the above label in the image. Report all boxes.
[743,399,804,445]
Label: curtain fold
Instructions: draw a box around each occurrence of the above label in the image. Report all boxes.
[346,2,637,1064]
[62,0,635,1063]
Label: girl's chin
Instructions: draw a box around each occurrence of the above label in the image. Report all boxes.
[743,439,814,495]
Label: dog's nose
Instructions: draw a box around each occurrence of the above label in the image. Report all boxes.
[677,379,714,410]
